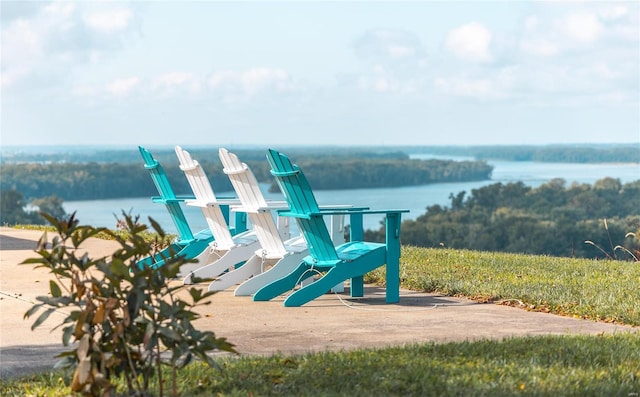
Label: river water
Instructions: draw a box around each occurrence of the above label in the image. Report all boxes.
[63,156,639,233]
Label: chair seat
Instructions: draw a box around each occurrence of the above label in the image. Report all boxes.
[284,236,307,253]
[303,241,386,266]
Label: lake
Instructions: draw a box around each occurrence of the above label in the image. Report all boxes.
[63,156,640,233]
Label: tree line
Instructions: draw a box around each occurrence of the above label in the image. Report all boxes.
[403,144,640,163]
[365,177,640,260]
[0,158,492,201]
[3,144,638,164]
[1,189,66,225]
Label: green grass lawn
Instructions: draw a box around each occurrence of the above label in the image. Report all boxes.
[3,334,638,396]
[368,246,640,326]
[2,242,639,396]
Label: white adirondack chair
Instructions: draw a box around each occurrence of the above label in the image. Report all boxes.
[175,146,262,284]
[217,148,345,295]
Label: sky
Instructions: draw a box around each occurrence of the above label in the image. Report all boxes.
[1,1,639,148]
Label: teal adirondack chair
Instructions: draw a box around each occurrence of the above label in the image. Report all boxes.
[137,146,246,270]
[217,148,347,295]
[253,149,408,307]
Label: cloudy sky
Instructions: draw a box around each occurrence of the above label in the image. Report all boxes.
[2,1,638,147]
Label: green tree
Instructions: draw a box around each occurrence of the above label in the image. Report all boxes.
[378,179,640,259]
[31,195,67,219]
[0,189,32,225]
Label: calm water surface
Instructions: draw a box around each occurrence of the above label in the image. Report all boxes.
[64,157,639,232]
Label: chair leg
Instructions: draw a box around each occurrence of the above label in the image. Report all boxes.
[182,253,231,284]
[235,253,304,296]
[208,255,262,291]
[182,242,259,284]
[350,275,364,297]
[253,263,314,302]
[136,242,184,270]
[137,235,214,271]
[283,266,348,307]
[385,258,400,304]
[175,238,214,266]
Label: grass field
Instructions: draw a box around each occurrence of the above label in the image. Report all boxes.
[2,334,638,396]
[2,238,638,396]
[368,246,640,326]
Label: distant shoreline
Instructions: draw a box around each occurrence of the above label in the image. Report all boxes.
[2,143,639,165]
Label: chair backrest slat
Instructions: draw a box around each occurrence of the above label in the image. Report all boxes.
[175,146,235,248]
[266,149,338,261]
[138,146,193,241]
[219,148,287,257]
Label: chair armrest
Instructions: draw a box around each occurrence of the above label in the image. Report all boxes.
[185,198,241,208]
[151,196,194,204]
[274,211,311,219]
[151,195,234,204]
[276,208,408,218]
[230,200,290,214]
[215,198,242,206]
[298,209,408,216]
[318,205,370,212]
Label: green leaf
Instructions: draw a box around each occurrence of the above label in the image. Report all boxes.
[24,303,43,319]
[20,258,47,265]
[31,308,55,330]
[62,325,74,346]
[36,295,64,306]
[110,258,129,277]
[49,280,62,297]
[188,287,202,302]
[158,326,181,342]
[143,322,156,350]
[53,355,76,370]
[148,217,166,237]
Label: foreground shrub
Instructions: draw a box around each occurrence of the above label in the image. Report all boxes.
[23,212,236,396]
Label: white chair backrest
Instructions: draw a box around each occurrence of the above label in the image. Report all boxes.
[175,146,235,250]
[219,148,287,258]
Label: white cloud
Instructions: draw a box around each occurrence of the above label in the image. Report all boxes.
[73,68,293,102]
[373,78,391,93]
[350,28,427,95]
[593,62,616,80]
[434,77,494,99]
[71,84,100,97]
[600,5,627,21]
[353,63,424,95]
[445,22,492,62]
[105,77,140,97]
[241,68,290,95]
[353,28,426,64]
[520,15,560,57]
[0,19,42,88]
[520,39,559,57]
[208,68,292,98]
[388,45,416,59]
[83,8,133,33]
[43,2,76,19]
[565,13,603,43]
[1,2,139,90]
[524,15,539,31]
[152,72,201,97]
[517,3,636,62]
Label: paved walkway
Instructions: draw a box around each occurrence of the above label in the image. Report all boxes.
[0,227,636,379]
